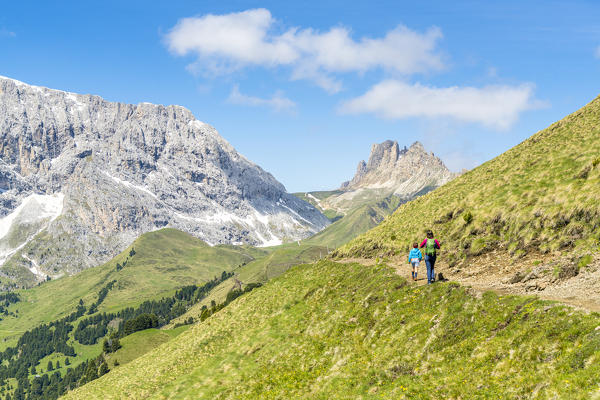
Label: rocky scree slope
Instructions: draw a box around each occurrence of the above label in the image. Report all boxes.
[0,76,329,286]
[334,95,600,302]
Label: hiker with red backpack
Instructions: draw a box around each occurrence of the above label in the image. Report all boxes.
[420,230,441,284]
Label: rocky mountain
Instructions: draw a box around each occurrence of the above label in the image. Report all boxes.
[300,140,457,215]
[341,140,456,195]
[0,76,329,287]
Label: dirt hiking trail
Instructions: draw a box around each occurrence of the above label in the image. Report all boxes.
[338,252,600,313]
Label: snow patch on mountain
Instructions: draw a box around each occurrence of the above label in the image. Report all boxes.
[173,208,287,247]
[306,193,322,208]
[22,253,48,279]
[101,171,158,199]
[0,193,64,265]
[0,75,329,285]
[0,193,64,240]
[254,233,282,247]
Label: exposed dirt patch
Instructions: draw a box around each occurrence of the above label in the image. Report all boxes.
[337,251,600,313]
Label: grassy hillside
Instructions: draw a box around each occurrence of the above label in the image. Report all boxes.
[293,190,345,221]
[165,197,402,327]
[295,188,399,218]
[164,242,327,327]
[0,229,266,400]
[66,260,600,399]
[304,195,402,248]
[335,95,600,267]
[0,228,262,348]
[105,326,189,369]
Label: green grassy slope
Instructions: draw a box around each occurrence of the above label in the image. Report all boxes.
[166,197,402,326]
[294,188,399,218]
[335,95,600,265]
[228,195,401,281]
[165,242,328,327]
[105,326,189,369]
[0,228,262,348]
[293,190,345,221]
[304,195,402,248]
[66,261,600,399]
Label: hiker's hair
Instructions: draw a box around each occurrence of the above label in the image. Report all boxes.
[413,242,418,248]
[426,230,434,238]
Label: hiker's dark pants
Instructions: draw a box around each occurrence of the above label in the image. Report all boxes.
[425,255,436,283]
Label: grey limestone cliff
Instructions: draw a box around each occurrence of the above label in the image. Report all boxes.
[341,140,456,195]
[323,140,457,213]
[0,76,329,287]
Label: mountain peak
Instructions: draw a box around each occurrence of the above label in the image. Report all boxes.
[409,141,425,151]
[0,77,329,286]
[340,139,456,196]
[366,140,400,170]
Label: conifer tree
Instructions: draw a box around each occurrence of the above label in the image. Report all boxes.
[102,338,110,353]
[81,361,98,384]
[99,361,109,376]
[12,386,24,400]
[111,337,121,352]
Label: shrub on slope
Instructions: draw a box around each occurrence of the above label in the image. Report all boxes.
[334,96,600,263]
[66,261,600,399]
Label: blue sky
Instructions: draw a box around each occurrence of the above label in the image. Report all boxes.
[1,1,599,192]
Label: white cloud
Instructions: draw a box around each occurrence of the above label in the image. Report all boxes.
[168,9,296,67]
[595,45,600,59]
[339,80,544,130]
[227,85,296,112]
[165,9,443,92]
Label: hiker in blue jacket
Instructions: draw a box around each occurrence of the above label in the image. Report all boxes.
[408,242,423,281]
[420,230,441,284]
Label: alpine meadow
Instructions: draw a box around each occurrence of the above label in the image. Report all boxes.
[1,2,600,400]
[61,95,600,400]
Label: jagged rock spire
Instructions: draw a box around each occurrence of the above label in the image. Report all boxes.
[340,139,456,197]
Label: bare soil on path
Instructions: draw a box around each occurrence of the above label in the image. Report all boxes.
[337,251,600,313]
